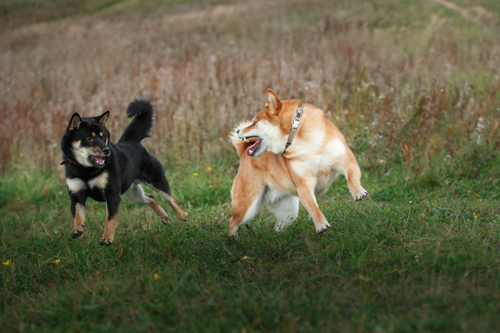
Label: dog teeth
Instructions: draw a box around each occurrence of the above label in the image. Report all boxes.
[249,149,253,154]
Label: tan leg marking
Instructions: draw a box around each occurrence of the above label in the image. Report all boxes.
[100,203,120,246]
[71,203,86,239]
[147,184,188,221]
[124,183,169,224]
[144,193,169,224]
[158,191,188,221]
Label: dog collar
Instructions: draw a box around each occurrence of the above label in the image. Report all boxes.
[60,159,82,166]
[285,107,303,150]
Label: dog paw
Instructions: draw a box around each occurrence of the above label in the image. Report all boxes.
[316,222,331,234]
[99,237,113,246]
[161,214,169,224]
[176,211,189,222]
[71,225,84,239]
[353,188,368,201]
[228,226,239,237]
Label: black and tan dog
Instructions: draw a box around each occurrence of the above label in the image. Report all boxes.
[60,99,188,245]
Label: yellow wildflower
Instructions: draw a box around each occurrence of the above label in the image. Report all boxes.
[154,274,158,280]
[19,153,24,158]
[409,200,413,204]
[207,167,211,171]
[2,260,9,267]
[193,173,198,177]
[53,259,61,265]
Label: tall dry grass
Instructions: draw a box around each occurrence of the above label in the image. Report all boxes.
[0,0,499,178]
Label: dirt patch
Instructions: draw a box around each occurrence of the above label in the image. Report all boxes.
[431,0,498,27]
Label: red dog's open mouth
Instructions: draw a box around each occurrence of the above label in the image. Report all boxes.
[246,138,261,156]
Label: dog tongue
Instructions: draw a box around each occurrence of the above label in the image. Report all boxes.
[246,139,261,156]
[93,157,104,164]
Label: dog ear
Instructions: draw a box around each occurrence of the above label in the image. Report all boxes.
[68,113,82,131]
[266,89,281,114]
[98,111,110,127]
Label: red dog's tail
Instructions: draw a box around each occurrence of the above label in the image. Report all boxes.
[230,120,255,157]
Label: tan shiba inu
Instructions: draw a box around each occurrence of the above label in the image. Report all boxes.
[229,89,368,236]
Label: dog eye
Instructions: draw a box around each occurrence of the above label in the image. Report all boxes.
[252,121,257,126]
[86,137,93,141]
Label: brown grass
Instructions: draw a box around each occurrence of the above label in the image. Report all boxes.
[0,0,499,176]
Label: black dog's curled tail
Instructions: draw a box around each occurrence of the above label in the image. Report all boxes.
[118,98,156,143]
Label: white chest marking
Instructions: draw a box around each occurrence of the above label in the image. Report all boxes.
[88,171,109,190]
[67,178,87,193]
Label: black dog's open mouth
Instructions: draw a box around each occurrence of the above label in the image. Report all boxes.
[89,156,106,167]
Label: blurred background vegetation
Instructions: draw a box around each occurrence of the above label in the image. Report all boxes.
[1,0,499,207]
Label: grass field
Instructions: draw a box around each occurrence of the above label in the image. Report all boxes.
[1,0,500,331]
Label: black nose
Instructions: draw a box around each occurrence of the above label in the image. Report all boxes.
[237,129,240,134]
[102,147,111,156]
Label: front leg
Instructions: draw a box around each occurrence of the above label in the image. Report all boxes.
[99,194,121,246]
[293,177,330,234]
[69,193,87,239]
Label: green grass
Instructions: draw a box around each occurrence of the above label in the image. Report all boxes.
[1,154,499,332]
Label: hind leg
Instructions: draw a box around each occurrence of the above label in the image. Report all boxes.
[229,175,265,236]
[266,194,300,232]
[344,149,368,201]
[155,189,188,221]
[124,183,169,224]
[139,157,188,221]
